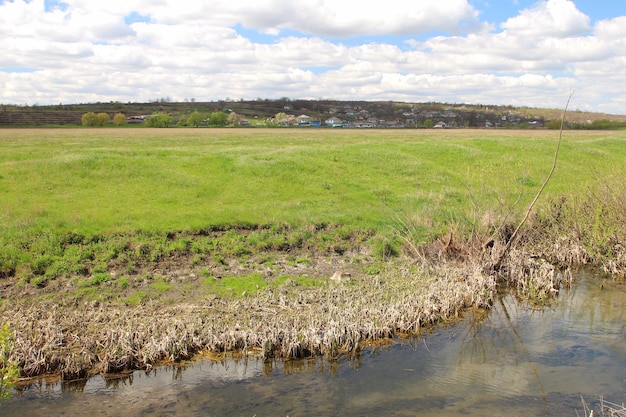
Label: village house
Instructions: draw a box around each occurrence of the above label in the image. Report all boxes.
[296,114,311,125]
[325,117,343,127]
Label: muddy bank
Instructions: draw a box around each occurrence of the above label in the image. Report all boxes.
[3,244,574,384]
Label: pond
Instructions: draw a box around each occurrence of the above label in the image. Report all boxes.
[2,271,625,416]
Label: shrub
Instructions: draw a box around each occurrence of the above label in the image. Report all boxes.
[145,113,173,127]
[95,112,110,126]
[113,113,127,126]
[81,112,98,126]
[81,112,111,127]
[208,111,228,126]
[185,111,207,127]
[545,119,563,129]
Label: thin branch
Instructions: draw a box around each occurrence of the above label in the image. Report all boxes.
[492,92,573,272]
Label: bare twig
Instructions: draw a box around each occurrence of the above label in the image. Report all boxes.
[492,92,573,272]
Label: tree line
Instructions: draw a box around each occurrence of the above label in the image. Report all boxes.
[81,110,241,128]
[81,112,126,127]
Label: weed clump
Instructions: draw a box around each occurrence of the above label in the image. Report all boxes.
[394,176,625,301]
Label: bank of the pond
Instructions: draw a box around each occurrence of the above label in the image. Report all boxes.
[2,181,625,384]
[2,239,576,384]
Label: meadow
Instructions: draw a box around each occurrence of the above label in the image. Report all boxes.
[0,127,624,380]
[2,127,625,286]
[2,128,624,234]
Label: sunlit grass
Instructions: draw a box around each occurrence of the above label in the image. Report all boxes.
[203,272,325,299]
[1,128,624,252]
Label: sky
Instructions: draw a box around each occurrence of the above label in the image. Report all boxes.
[1,0,626,113]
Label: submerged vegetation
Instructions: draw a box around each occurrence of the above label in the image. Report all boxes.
[0,128,624,383]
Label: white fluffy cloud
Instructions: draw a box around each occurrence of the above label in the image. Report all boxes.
[500,0,591,37]
[1,0,626,113]
[240,0,481,37]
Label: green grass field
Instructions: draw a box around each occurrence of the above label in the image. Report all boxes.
[1,127,625,283]
[2,128,624,234]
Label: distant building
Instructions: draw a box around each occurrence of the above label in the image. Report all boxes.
[296,114,311,125]
[325,117,343,127]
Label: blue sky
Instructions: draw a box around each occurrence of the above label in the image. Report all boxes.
[1,0,626,113]
[473,0,622,24]
[43,0,67,12]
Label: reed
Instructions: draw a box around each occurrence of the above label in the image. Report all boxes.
[395,169,626,302]
[2,259,498,380]
[580,396,626,417]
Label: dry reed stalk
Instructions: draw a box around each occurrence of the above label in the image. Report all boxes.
[2,260,505,380]
[492,92,573,271]
[580,396,626,417]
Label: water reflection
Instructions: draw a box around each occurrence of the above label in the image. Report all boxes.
[2,272,625,417]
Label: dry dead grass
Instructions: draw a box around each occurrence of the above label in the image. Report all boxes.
[3,259,499,381]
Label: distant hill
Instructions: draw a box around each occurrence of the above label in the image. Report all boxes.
[1,99,625,128]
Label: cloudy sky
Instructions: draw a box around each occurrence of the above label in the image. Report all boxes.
[1,0,625,113]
